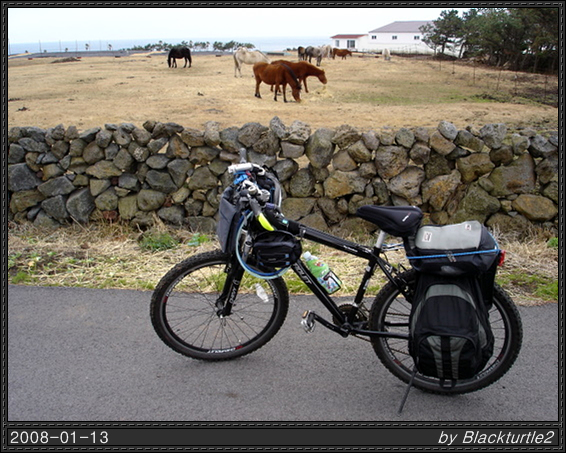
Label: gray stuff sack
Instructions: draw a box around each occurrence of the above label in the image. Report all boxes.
[406,221,500,276]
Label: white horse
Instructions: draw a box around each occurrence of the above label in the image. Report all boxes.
[383,48,391,61]
[320,44,333,60]
[234,47,271,77]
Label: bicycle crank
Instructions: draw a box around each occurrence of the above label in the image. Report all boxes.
[301,310,316,333]
[333,304,371,342]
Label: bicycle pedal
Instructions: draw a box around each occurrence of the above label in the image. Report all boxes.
[301,310,316,333]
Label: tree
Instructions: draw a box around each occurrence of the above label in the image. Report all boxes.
[510,7,559,72]
[421,9,463,56]
[420,22,441,54]
[443,7,558,73]
[458,8,483,58]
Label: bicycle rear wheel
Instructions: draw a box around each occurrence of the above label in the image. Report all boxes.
[151,249,289,360]
[369,270,523,394]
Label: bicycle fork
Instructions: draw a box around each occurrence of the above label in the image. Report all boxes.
[215,258,246,318]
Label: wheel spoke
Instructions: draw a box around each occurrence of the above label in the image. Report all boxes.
[150,250,288,360]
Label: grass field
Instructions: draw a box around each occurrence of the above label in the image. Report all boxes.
[8,52,558,131]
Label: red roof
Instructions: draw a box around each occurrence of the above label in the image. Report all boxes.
[330,34,366,39]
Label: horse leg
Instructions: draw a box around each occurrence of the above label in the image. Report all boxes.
[255,78,262,99]
[303,77,309,93]
[281,83,288,102]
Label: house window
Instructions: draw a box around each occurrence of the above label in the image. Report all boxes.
[347,40,355,48]
[414,35,420,40]
[392,35,398,40]
[335,40,340,47]
[371,35,376,40]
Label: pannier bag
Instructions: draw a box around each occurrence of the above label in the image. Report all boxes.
[409,273,494,382]
[407,221,500,276]
[216,186,241,253]
[251,230,302,272]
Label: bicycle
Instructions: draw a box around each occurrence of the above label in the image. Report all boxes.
[150,153,523,398]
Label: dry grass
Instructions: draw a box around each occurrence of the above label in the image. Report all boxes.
[8,52,558,131]
[7,220,558,306]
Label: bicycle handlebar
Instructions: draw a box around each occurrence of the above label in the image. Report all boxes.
[229,149,294,233]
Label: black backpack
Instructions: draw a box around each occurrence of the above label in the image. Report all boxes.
[408,273,494,384]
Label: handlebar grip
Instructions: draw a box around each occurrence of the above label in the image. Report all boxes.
[227,162,266,175]
[263,204,301,235]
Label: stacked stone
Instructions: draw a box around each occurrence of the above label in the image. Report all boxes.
[7,118,558,238]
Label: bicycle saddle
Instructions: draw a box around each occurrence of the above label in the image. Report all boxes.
[356,205,423,237]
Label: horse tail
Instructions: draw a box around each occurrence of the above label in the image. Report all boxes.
[167,51,172,68]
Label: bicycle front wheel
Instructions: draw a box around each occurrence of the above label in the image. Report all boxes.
[369,270,523,395]
[150,249,289,360]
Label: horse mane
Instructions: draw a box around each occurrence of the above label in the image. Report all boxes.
[279,63,302,90]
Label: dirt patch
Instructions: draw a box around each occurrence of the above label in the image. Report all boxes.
[7,52,558,132]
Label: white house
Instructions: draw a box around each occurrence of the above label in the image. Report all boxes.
[331,21,434,54]
[329,34,367,50]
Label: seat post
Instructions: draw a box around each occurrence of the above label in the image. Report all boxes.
[375,230,387,249]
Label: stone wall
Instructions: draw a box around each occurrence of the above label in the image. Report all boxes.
[7,117,559,238]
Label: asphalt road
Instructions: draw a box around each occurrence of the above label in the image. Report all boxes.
[7,285,559,424]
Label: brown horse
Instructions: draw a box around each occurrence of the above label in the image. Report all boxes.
[271,60,327,93]
[253,62,301,102]
[332,48,353,60]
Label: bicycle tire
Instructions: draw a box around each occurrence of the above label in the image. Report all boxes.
[369,269,523,394]
[150,249,289,361]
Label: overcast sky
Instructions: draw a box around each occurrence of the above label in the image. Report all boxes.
[8,6,470,44]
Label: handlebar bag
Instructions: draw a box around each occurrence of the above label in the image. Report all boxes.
[251,231,302,272]
[406,221,500,276]
[216,186,241,253]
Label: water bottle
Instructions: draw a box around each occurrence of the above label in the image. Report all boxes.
[303,252,342,294]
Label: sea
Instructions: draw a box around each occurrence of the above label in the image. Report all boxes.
[8,35,332,56]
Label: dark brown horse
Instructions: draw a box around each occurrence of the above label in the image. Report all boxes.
[298,46,307,61]
[332,48,353,60]
[253,62,302,102]
[168,46,192,68]
[271,60,327,93]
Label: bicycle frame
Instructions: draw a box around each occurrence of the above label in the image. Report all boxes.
[288,222,411,340]
[220,165,413,341]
